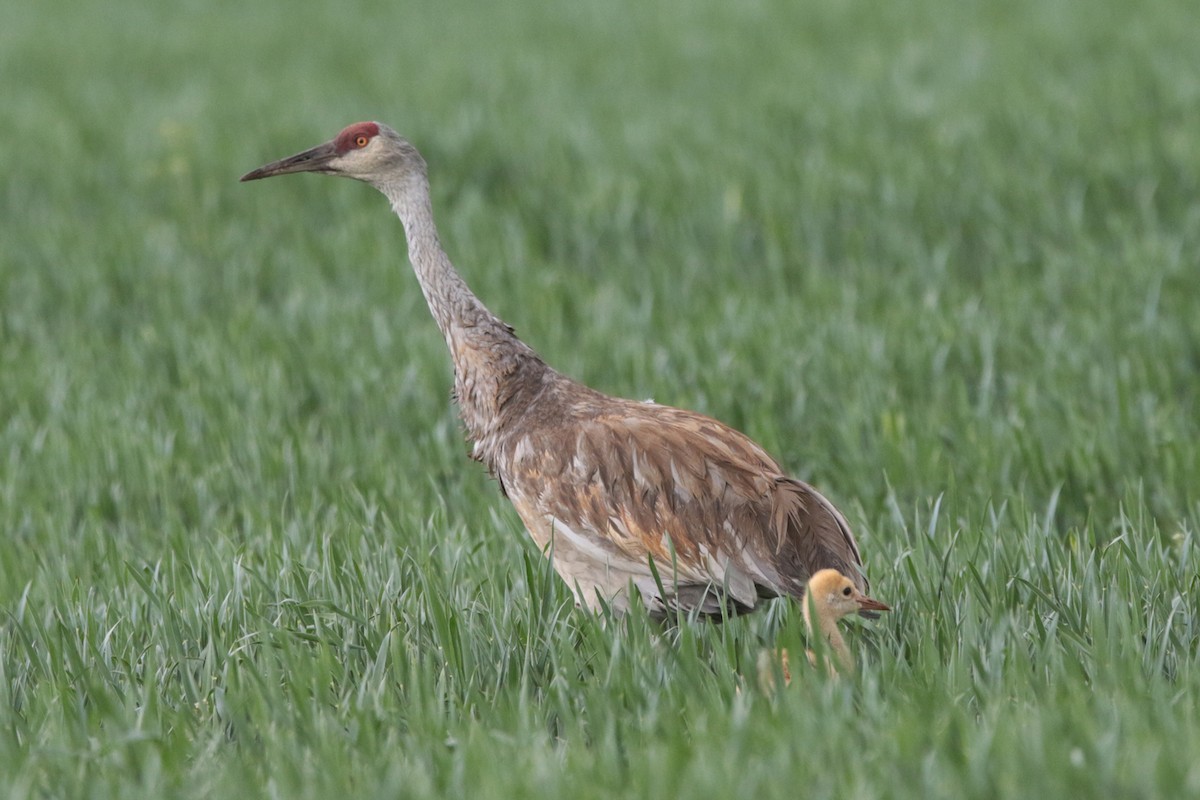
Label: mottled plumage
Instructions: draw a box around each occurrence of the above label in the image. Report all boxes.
[242,122,873,619]
[494,380,865,616]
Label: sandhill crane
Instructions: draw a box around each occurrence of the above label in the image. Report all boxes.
[757,569,890,687]
[241,121,877,620]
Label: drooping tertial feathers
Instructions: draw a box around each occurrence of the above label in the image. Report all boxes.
[241,122,878,619]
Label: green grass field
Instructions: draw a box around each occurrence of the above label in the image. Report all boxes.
[3,0,1199,796]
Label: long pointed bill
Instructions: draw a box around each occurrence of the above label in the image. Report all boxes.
[240,140,340,182]
[856,592,891,614]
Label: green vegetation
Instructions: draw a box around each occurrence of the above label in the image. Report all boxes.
[2,0,1197,796]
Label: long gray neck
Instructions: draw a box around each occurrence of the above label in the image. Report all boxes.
[377,171,547,455]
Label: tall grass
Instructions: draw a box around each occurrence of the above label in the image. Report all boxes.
[2,0,1198,796]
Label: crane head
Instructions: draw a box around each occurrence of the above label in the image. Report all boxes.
[806,568,891,623]
[240,122,423,185]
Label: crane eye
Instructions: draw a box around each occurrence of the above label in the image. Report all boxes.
[355,135,369,148]
[842,586,852,596]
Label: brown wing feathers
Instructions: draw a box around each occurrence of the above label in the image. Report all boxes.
[501,393,866,614]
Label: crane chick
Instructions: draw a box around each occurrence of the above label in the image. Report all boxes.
[803,568,890,676]
[758,569,890,689]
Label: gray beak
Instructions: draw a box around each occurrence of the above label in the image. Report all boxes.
[240,140,340,182]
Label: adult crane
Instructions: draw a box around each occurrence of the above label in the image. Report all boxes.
[242,121,875,620]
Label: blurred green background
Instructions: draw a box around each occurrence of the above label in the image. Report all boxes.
[2,1,1198,797]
